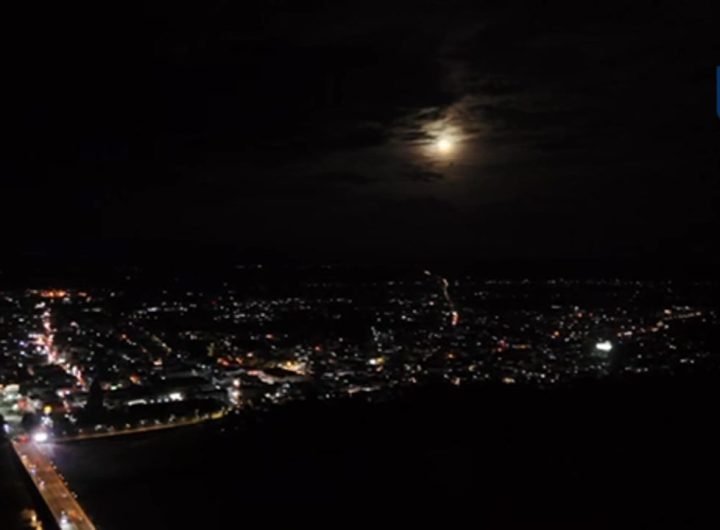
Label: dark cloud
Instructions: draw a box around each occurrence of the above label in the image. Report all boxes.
[2,1,719,264]
[303,171,377,186]
[404,169,446,183]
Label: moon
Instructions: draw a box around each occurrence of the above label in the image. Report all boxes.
[436,137,454,154]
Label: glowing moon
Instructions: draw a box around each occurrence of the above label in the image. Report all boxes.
[436,137,454,154]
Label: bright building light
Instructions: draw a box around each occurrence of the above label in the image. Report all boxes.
[33,431,49,443]
[595,340,613,352]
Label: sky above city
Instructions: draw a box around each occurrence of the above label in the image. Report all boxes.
[3,1,719,266]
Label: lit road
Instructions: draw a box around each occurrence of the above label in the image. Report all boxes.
[12,440,96,530]
[54,409,227,442]
[425,270,460,327]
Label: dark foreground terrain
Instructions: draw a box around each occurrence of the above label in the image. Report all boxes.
[50,371,720,529]
[0,444,32,529]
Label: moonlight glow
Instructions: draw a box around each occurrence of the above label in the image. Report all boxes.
[436,137,454,154]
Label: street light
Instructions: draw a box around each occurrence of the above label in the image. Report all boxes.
[32,431,49,443]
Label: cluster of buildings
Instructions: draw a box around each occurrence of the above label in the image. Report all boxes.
[1,274,717,438]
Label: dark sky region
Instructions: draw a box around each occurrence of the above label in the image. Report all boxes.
[2,1,719,268]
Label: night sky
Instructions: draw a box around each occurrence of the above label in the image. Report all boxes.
[3,1,719,266]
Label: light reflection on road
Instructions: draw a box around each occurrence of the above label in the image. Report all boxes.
[12,440,97,530]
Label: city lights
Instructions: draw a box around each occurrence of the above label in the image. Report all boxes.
[33,431,49,444]
[595,341,613,352]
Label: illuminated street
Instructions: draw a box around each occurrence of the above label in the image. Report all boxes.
[54,409,226,442]
[12,440,96,530]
